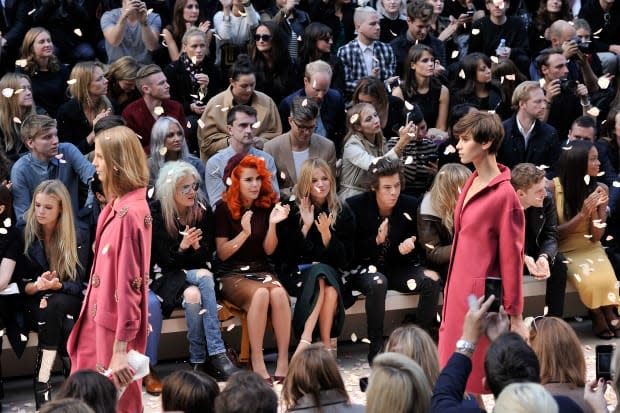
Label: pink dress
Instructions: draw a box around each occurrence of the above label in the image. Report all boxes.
[68,188,152,413]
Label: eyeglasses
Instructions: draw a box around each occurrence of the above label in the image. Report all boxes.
[292,120,316,132]
[318,34,333,41]
[254,34,272,42]
[180,182,200,195]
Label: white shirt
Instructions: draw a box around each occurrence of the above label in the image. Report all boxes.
[358,40,375,76]
[516,117,536,149]
[292,148,310,178]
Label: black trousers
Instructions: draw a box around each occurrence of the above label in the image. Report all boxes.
[32,293,82,352]
[545,254,568,317]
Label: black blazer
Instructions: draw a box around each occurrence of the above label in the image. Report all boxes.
[164,57,222,116]
[524,194,559,264]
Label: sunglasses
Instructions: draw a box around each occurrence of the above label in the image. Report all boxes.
[527,315,545,342]
[180,182,200,195]
[254,34,272,42]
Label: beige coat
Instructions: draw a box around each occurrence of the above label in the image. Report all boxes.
[197,87,282,161]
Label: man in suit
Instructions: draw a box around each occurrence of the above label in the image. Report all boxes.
[337,6,396,99]
[264,97,336,197]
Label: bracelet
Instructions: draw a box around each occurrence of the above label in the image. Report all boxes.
[538,253,550,262]
[580,99,590,107]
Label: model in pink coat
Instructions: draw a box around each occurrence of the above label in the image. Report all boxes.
[68,126,152,413]
[437,112,527,396]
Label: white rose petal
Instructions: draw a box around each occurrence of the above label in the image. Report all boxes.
[404,101,414,111]
[361,338,371,344]
[598,77,611,89]
[444,145,456,155]
[252,121,261,129]
[3,218,11,227]
[67,79,77,85]
[153,106,164,116]
[584,175,590,185]
[227,323,236,331]
[240,266,250,271]
[587,106,600,117]
[471,28,480,35]
[368,265,377,274]
[0,228,7,235]
[351,333,358,342]
[159,146,168,156]
[1,88,14,98]
[147,187,155,199]
[407,279,417,290]
[403,212,412,221]
[490,56,499,64]
[451,50,459,59]
[13,117,21,124]
[74,28,83,37]
[350,113,359,124]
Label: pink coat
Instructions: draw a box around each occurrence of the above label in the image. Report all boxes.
[438,165,525,395]
[68,188,152,413]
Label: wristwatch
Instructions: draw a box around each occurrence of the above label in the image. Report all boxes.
[456,339,476,355]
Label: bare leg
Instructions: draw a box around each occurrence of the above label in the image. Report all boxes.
[247,288,270,378]
[269,287,291,377]
[318,285,338,347]
[292,279,327,359]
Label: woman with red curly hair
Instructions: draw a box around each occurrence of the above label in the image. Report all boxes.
[214,153,292,383]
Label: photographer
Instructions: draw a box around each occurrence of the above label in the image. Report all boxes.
[386,103,439,198]
[537,47,593,140]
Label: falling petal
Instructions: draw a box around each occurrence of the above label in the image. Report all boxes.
[289,195,296,202]
[543,306,549,316]
[15,59,27,67]
[593,221,607,229]
[404,101,414,111]
[574,316,583,322]
[197,118,206,129]
[351,333,358,342]
[28,8,37,15]
[301,98,308,107]
[252,121,261,129]
[361,338,371,344]
[587,106,600,117]
[198,309,207,315]
[606,235,614,241]
[179,231,189,236]
[584,175,590,185]
[458,69,465,79]
[536,164,549,170]
[198,201,207,210]
[1,88,15,98]
[226,177,233,186]
[3,218,11,227]
[584,234,593,239]
[539,78,546,88]
[404,156,413,165]
[372,56,380,62]
[187,120,192,128]
[368,265,377,274]
[390,29,397,37]
[505,74,516,81]
[147,187,155,199]
[471,28,480,35]
[154,106,164,116]
[593,28,603,35]
[350,114,359,124]
[74,28,83,37]
[598,77,611,89]
[500,76,505,84]
[280,171,286,180]
[562,146,572,151]
[220,106,229,112]
[436,313,441,322]
[147,8,153,15]
[609,292,617,302]
[240,265,250,271]
[159,146,168,156]
[262,275,273,283]
[598,171,605,176]
[444,144,456,155]
[20,334,28,342]
[403,212,412,221]
[451,50,459,59]
[296,281,303,287]
[67,79,77,85]
[227,323,235,331]
[12,117,21,124]
[0,228,7,235]
[407,279,417,290]
[490,56,499,64]
[102,244,110,255]
[425,243,435,249]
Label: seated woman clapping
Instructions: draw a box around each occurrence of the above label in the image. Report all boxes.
[214,154,292,383]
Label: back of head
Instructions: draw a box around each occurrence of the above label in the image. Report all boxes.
[39,398,96,413]
[407,0,433,21]
[366,352,432,413]
[162,370,220,413]
[282,344,348,411]
[529,317,585,387]
[56,370,117,413]
[136,64,163,92]
[510,162,545,192]
[484,332,541,397]
[94,115,126,135]
[215,371,277,413]
[494,382,558,413]
[384,325,440,387]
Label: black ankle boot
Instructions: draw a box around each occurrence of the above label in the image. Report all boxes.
[60,356,71,378]
[33,348,52,409]
[206,353,241,381]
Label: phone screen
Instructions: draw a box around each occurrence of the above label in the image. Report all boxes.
[484,277,502,313]
[596,345,613,381]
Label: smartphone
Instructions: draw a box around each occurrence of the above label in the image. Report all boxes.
[484,277,502,313]
[359,377,368,392]
[245,274,266,282]
[596,345,614,381]
[466,9,475,16]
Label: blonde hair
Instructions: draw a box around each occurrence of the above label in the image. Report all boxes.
[511,80,543,109]
[94,126,149,198]
[105,56,140,83]
[494,383,558,413]
[20,114,57,144]
[0,73,36,151]
[366,352,432,413]
[294,158,341,229]
[384,325,440,387]
[155,161,207,239]
[20,27,61,75]
[343,103,385,150]
[68,62,112,114]
[24,180,80,281]
[429,164,471,231]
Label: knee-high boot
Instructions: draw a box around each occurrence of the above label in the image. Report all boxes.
[33,347,54,409]
[0,336,4,400]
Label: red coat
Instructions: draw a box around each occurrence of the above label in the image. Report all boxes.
[68,188,152,413]
[438,164,525,395]
[121,98,188,154]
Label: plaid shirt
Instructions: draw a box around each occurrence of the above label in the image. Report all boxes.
[337,39,396,95]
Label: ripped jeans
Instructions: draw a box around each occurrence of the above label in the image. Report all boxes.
[183,269,226,363]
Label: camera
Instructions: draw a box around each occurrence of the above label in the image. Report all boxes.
[572,36,592,52]
[418,153,439,164]
[558,78,578,95]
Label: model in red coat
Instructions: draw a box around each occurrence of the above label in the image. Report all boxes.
[68,127,152,413]
[438,112,527,395]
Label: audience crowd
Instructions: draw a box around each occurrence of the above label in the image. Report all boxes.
[3,0,620,411]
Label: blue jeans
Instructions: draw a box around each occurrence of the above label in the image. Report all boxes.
[183,269,226,363]
[146,290,163,365]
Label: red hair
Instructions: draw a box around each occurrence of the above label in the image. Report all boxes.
[222,155,277,220]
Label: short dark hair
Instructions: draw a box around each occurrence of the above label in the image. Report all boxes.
[369,157,405,191]
[162,370,220,413]
[535,47,564,73]
[484,332,541,397]
[230,54,256,80]
[290,96,319,122]
[407,1,433,22]
[571,115,597,137]
[56,370,117,413]
[227,105,257,125]
[452,111,504,154]
[214,371,278,413]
